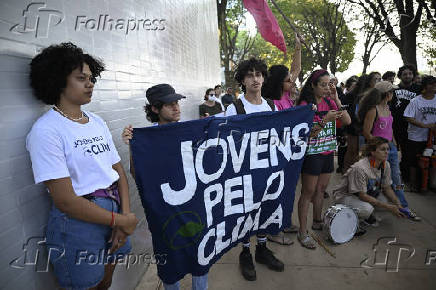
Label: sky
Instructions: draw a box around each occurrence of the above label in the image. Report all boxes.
[244,11,434,84]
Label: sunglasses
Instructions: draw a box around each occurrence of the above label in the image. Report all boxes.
[208,93,216,96]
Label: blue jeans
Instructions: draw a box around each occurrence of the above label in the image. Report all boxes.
[388,142,408,208]
[163,274,208,290]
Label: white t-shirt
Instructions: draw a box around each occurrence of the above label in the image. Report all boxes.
[26,109,121,196]
[403,94,436,142]
[225,94,276,116]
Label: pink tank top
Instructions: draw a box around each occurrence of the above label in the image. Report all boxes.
[372,113,393,141]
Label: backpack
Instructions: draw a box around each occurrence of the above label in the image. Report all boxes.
[232,98,275,114]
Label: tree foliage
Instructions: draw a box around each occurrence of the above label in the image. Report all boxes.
[217,0,357,85]
[344,0,436,69]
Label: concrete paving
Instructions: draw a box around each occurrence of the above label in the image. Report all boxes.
[136,167,436,290]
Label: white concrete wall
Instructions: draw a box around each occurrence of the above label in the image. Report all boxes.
[0,0,220,289]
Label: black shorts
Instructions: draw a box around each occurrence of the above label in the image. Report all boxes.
[404,140,427,168]
[301,153,334,175]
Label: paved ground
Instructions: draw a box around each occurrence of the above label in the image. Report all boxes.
[136,166,436,290]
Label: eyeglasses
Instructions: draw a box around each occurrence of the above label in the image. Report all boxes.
[208,93,216,96]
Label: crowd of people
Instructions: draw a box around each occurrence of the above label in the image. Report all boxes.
[25,40,436,290]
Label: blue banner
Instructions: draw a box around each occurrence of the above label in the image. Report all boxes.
[131,104,314,284]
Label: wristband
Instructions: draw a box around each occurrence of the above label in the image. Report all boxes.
[110,211,115,228]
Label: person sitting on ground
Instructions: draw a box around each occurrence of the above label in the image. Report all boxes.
[199,88,223,118]
[333,137,406,228]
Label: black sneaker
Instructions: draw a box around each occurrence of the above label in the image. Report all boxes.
[239,247,256,281]
[255,243,284,272]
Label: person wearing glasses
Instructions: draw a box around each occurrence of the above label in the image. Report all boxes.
[261,34,302,245]
[199,88,223,118]
[262,33,302,111]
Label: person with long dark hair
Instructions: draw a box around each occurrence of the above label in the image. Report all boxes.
[26,42,138,289]
[296,69,351,249]
[358,84,420,221]
[342,74,373,172]
[263,34,302,110]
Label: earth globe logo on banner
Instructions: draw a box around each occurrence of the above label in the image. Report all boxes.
[162,211,204,250]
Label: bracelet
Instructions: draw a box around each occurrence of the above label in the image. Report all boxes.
[110,211,115,228]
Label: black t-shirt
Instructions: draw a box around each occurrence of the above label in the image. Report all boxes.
[199,102,223,117]
[391,83,420,125]
[343,92,359,135]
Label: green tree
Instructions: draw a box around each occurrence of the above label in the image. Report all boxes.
[246,0,356,81]
[344,0,436,69]
[217,0,255,88]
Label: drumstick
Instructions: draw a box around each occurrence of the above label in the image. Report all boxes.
[311,232,336,259]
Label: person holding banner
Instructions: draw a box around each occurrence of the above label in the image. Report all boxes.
[122,84,209,290]
[26,43,138,289]
[225,57,285,281]
[296,69,351,249]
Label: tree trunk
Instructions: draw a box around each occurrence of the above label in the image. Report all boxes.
[400,27,417,68]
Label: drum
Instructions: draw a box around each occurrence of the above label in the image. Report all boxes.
[323,204,358,244]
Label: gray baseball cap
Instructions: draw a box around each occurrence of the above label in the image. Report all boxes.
[146,84,186,105]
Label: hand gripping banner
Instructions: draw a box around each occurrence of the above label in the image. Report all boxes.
[131,105,314,284]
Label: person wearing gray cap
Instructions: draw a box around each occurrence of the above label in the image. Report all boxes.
[358,82,421,221]
[121,84,209,290]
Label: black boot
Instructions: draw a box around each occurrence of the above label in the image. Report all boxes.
[255,243,284,272]
[239,246,256,281]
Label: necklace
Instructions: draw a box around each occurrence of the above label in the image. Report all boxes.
[53,105,85,121]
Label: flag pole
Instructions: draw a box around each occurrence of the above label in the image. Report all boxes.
[269,0,309,50]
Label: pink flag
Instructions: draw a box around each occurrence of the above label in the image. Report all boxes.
[243,0,287,54]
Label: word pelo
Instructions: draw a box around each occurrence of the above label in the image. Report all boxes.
[161,123,309,206]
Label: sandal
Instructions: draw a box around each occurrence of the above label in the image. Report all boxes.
[283,224,299,233]
[297,232,316,249]
[267,233,294,245]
